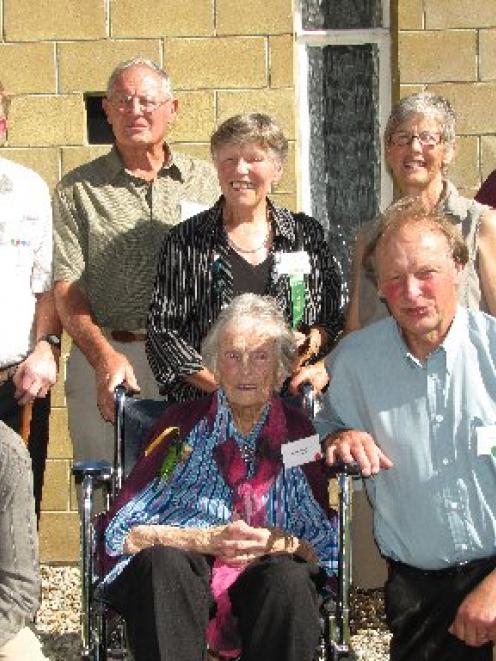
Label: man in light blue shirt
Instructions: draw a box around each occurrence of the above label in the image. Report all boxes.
[316,198,496,661]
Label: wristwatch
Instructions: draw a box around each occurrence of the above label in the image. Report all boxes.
[38,334,62,348]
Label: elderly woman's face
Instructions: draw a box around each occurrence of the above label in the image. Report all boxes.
[216,322,278,411]
[213,142,282,212]
[386,113,452,192]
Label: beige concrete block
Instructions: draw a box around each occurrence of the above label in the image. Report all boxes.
[270,192,296,211]
[39,512,80,563]
[277,141,295,193]
[50,371,66,409]
[48,408,73,460]
[112,0,213,38]
[169,91,216,143]
[270,35,294,89]
[0,43,55,94]
[457,185,478,199]
[428,83,496,134]
[481,136,496,182]
[4,0,105,40]
[1,147,59,191]
[167,37,267,90]
[399,84,425,98]
[450,135,479,191]
[425,0,496,28]
[399,31,477,84]
[216,0,292,35]
[217,88,295,140]
[398,0,424,29]
[8,95,85,147]
[172,142,212,162]
[70,476,78,512]
[58,40,162,93]
[41,460,71,511]
[480,30,496,81]
[61,145,111,176]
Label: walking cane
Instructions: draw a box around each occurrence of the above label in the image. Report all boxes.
[19,402,33,445]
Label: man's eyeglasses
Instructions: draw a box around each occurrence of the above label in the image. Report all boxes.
[389,131,443,147]
[110,94,168,113]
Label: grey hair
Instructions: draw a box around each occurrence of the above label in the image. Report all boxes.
[106,57,173,99]
[384,92,456,147]
[201,294,296,390]
[210,113,288,165]
[363,196,469,280]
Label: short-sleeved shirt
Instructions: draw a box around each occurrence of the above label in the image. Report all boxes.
[0,158,52,367]
[53,145,219,329]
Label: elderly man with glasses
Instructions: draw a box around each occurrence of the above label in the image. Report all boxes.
[53,58,219,468]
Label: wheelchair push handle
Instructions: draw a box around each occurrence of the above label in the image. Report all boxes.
[326,459,362,477]
[299,381,316,418]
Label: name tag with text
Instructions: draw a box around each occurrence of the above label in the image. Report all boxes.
[281,434,322,469]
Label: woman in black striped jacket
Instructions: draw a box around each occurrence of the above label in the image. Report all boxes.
[146,113,344,404]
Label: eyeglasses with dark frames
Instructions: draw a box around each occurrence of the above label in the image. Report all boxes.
[389,131,443,147]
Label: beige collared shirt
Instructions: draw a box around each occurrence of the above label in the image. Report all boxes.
[53,145,219,329]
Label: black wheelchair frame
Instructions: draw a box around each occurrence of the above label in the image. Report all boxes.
[72,384,360,660]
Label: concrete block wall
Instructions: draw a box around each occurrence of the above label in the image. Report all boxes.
[0,0,294,562]
[398,0,496,198]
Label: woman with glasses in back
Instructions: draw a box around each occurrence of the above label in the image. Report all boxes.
[345,92,496,331]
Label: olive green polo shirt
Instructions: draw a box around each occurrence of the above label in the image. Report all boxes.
[53,146,219,329]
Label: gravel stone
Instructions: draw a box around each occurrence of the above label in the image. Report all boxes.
[37,564,391,660]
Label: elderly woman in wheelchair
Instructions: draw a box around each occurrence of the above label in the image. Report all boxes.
[101,294,338,661]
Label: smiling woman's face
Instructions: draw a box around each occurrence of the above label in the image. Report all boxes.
[213,141,282,214]
[216,321,278,410]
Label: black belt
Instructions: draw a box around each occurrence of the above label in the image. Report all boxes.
[386,555,496,579]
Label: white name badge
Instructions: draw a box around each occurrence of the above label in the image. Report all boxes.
[274,251,311,277]
[180,200,209,221]
[281,434,322,469]
[476,425,496,457]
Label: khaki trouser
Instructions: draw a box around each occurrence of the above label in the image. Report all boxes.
[65,337,162,465]
[0,627,48,660]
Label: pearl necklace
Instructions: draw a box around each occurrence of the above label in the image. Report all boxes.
[224,210,272,255]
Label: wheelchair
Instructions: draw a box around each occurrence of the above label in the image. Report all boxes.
[72,384,360,661]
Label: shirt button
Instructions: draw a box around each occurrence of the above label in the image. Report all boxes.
[435,414,444,423]
[442,458,449,466]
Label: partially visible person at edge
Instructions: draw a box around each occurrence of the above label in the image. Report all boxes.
[103,294,338,661]
[0,422,48,660]
[0,81,61,519]
[53,58,219,466]
[316,198,496,661]
[346,91,496,331]
[475,169,496,208]
[146,112,343,405]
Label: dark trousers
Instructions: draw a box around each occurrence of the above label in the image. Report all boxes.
[105,546,323,661]
[385,556,496,661]
[0,379,49,520]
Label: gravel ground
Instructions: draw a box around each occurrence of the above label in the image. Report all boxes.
[37,565,391,660]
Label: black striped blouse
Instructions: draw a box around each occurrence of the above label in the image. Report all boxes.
[146,197,344,402]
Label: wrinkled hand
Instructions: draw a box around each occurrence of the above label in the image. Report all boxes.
[95,349,139,422]
[324,429,393,477]
[210,520,272,567]
[449,570,496,647]
[288,361,329,396]
[13,342,58,405]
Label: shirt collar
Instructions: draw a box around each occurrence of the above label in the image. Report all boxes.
[394,305,465,373]
[106,142,185,183]
[438,179,469,222]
